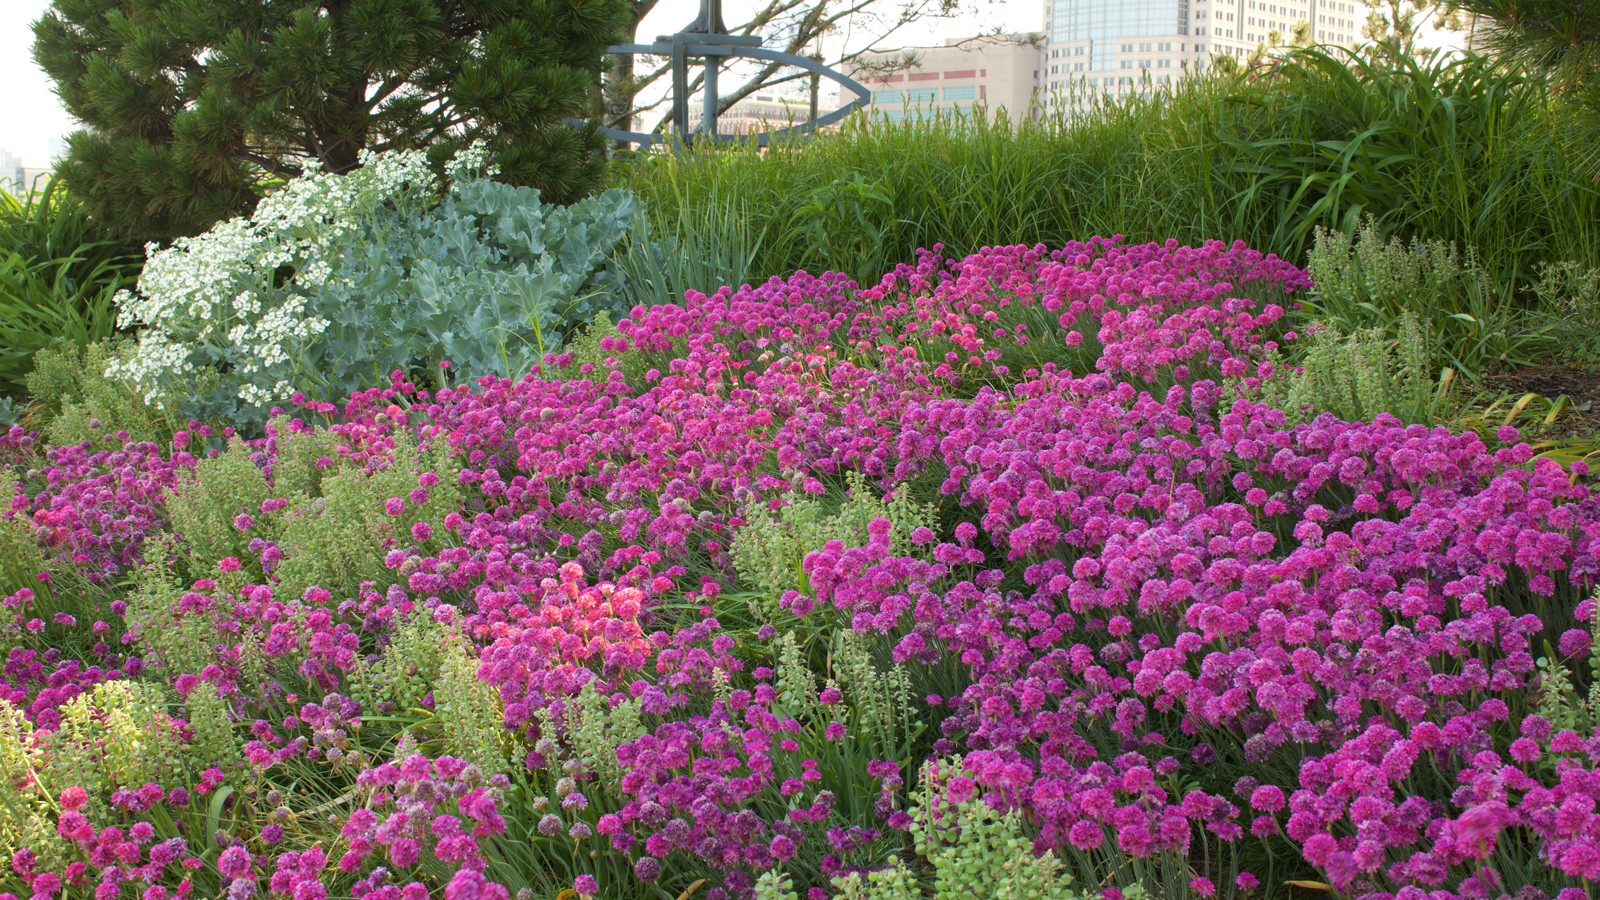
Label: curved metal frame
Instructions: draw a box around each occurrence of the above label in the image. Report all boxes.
[587,41,871,150]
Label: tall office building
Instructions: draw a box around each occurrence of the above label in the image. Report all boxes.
[1041,0,1366,108]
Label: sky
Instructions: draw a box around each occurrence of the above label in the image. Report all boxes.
[3,0,1465,167]
[1,0,1041,166]
[4,0,81,166]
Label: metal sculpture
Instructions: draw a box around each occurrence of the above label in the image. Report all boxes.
[592,0,871,148]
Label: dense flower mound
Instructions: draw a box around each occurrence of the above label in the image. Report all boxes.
[1,237,1597,900]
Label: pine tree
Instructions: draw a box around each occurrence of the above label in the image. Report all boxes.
[1444,0,1600,174]
[34,0,631,243]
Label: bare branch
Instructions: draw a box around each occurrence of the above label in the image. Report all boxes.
[619,0,999,133]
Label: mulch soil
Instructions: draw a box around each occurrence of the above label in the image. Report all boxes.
[1491,364,1600,440]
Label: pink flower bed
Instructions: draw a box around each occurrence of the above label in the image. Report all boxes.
[1,238,1596,900]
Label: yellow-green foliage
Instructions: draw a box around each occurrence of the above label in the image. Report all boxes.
[166,438,270,571]
[0,472,45,599]
[273,429,458,602]
[1302,217,1519,379]
[562,311,652,387]
[1538,587,1600,737]
[754,870,800,900]
[759,760,1106,899]
[830,630,918,758]
[0,699,61,869]
[772,631,821,724]
[351,611,450,718]
[167,423,458,599]
[1260,312,1444,426]
[910,760,1076,900]
[1307,222,1487,315]
[831,858,921,899]
[733,471,936,610]
[126,555,221,679]
[45,681,185,811]
[433,636,508,777]
[267,418,346,500]
[1535,260,1600,362]
[24,340,185,447]
[184,680,243,783]
[561,679,645,786]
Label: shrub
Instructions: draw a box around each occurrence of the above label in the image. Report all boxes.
[1257,312,1451,426]
[1303,219,1549,379]
[108,146,637,427]
[1534,260,1600,365]
[908,760,1080,900]
[23,341,185,447]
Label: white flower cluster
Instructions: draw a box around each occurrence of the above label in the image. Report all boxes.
[108,147,446,409]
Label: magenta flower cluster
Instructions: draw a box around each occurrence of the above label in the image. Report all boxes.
[1,237,1596,900]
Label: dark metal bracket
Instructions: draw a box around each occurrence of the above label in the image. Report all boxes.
[580,0,871,149]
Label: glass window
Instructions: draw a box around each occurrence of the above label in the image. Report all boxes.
[872,89,937,105]
[944,85,977,101]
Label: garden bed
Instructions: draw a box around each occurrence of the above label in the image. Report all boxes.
[2,238,1597,900]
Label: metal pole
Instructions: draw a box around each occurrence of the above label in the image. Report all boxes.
[703,53,719,136]
[701,0,723,137]
[671,36,691,141]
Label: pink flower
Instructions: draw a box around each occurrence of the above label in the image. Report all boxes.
[1249,785,1285,813]
[217,846,252,879]
[1455,802,1509,860]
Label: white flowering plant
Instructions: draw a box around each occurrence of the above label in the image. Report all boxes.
[109,145,637,426]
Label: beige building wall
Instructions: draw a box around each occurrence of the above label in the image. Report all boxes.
[847,34,1044,123]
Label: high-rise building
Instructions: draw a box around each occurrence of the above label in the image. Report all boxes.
[847,34,1045,124]
[0,149,51,197]
[1041,0,1365,108]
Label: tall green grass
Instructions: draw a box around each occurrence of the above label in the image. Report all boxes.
[0,180,141,396]
[614,45,1600,299]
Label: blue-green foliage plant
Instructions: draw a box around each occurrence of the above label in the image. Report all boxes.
[109,145,637,428]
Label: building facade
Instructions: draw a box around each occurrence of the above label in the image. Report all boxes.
[847,34,1045,123]
[849,0,1368,122]
[719,91,833,135]
[1041,0,1365,108]
[0,149,52,197]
